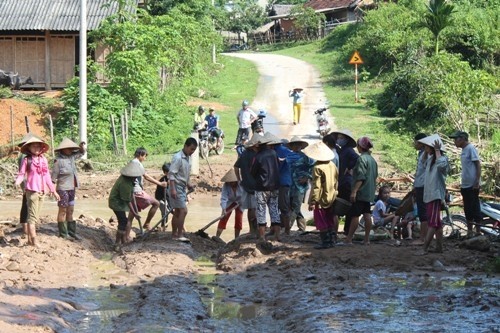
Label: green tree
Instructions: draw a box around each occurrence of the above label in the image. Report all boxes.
[226,0,267,41]
[423,0,455,55]
[289,5,325,40]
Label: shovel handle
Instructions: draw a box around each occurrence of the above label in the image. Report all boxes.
[199,203,239,232]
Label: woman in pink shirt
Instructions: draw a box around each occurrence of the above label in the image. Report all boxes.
[15,137,60,247]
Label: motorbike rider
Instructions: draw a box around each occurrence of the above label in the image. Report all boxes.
[205,108,223,149]
[194,105,207,130]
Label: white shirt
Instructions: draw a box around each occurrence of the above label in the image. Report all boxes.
[237,108,257,129]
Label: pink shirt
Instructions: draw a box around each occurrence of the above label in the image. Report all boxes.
[15,155,56,194]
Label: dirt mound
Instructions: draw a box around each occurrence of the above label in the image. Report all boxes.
[0,99,47,147]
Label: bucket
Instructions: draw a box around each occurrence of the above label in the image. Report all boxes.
[333,197,352,216]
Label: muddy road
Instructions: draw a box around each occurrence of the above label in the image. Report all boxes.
[0,53,499,333]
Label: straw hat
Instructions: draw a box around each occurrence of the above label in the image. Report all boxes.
[17,133,40,147]
[120,161,145,177]
[20,137,49,154]
[293,88,303,91]
[418,134,445,151]
[302,142,334,162]
[244,134,261,148]
[287,136,309,149]
[221,168,238,183]
[331,129,356,148]
[55,138,80,151]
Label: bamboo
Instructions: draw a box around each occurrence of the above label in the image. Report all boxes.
[48,114,55,158]
[10,106,14,149]
[110,114,118,155]
[121,114,127,156]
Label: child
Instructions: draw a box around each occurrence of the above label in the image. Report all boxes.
[51,138,86,240]
[15,137,60,247]
[398,198,418,240]
[303,141,339,249]
[154,162,171,232]
[108,160,145,252]
[372,185,400,239]
[216,168,244,239]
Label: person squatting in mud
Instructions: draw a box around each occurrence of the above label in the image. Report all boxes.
[51,138,86,240]
[109,161,145,252]
[15,137,61,247]
[216,168,244,239]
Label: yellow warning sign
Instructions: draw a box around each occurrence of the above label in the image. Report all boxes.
[349,51,364,65]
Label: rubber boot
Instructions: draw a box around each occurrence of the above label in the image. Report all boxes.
[67,221,81,240]
[314,231,331,249]
[328,230,337,245]
[57,222,69,239]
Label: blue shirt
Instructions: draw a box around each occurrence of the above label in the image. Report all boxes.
[337,145,359,187]
[205,114,219,129]
[287,150,314,194]
[274,145,292,186]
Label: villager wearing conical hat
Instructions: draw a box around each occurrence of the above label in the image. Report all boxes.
[303,142,339,249]
[250,132,281,241]
[289,87,304,125]
[109,159,145,251]
[343,136,378,246]
[124,147,168,239]
[16,133,43,238]
[51,138,87,240]
[15,137,60,247]
[287,136,313,232]
[265,132,293,235]
[216,168,245,239]
[416,134,450,255]
[333,129,359,236]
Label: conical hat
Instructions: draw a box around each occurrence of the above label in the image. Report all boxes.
[244,134,261,148]
[418,134,445,151]
[221,168,238,182]
[264,132,281,145]
[55,138,79,151]
[331,129,356,148]
[302,142,334,162]
[287,136,309,149]
[17,133,41,147]
[20,137,49,154]
[120,161,145,177]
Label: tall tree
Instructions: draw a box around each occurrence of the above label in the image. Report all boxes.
[423,0,455,54]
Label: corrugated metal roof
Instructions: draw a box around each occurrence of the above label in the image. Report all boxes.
[270,4,294,17]
[305,0,354,11]
[0,0,136,31]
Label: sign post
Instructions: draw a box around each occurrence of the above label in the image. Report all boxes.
[349,51,364,103]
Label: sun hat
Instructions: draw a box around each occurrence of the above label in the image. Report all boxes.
[54,138,80,151]
[244,134,261,148]
[20,137,49,154]
[357,137,373,150]
[120,160,145,177]
[287,136,309,149]
[221,168,238,183]
[293,88,303,91]
[302,142,334,162]
[418,134,445,151]
[449,130,469,141]
[331,129,356,148]
[17,133,41,147]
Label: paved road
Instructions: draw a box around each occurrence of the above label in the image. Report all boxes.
[224,53,334,143]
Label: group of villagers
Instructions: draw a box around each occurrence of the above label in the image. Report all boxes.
[14,134,86,247]
[14,124,476,256]
[220,129,461,255]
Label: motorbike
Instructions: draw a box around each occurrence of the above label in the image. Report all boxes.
[196,125,225,159]
[251,109,266,135]
[314,107,330,138]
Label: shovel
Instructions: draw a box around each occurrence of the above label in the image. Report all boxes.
[194,204,239,239]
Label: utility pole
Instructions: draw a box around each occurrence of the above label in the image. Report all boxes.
[79,0,88,158]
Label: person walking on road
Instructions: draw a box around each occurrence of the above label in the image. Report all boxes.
[288,88,304,125]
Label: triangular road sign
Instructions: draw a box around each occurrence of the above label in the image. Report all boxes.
[349,51,364,65]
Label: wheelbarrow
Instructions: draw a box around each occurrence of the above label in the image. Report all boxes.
[194,204,239,239]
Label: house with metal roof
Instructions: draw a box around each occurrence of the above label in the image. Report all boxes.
[0,0,138,90]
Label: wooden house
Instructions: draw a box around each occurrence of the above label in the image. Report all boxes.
[0,0,138,90]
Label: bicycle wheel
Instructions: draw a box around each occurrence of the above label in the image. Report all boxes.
[442,214,468,238]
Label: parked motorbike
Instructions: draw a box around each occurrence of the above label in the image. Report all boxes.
[478,201,500,238]
[314,107,330,138]
[196,125,225,159]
